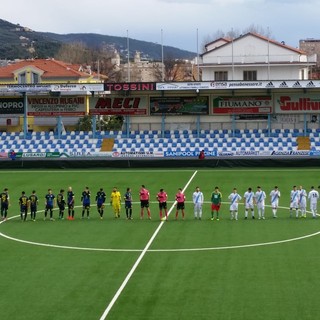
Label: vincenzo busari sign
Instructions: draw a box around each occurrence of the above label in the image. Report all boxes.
[27,96,86,116]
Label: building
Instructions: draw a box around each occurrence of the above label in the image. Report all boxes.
[0,59,104,132]
[200,32,317,81]
[0,58,103,84]
[121,51,164,82]
[299,39,320,78]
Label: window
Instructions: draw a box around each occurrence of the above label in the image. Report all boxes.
[243,70,257,81]
[32,72,39,84]
[214,71,228,81]
[18,72,26,84]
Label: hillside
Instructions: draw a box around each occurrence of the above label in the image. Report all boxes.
[0,19,196,61]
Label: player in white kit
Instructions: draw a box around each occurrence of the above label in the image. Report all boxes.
[243,187,255,219]
[255,186,266,219]
[270,186,281,218]
[308,186,319,218]
[193,186,204,220]
[298,185,307,218]
[290,185,299,218]
[228,188,242,220]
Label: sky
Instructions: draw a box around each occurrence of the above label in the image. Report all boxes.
[1,0,320,52]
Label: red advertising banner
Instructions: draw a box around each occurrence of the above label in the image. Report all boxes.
[27,96,86,116]
[89,96,148,115]
[212,96,272,114]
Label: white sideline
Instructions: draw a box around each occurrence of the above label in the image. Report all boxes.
[98,170,198,320]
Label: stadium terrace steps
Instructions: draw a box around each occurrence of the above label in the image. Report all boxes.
[100,138,115,152]
[296,136,310,150]
[0,129,317,155]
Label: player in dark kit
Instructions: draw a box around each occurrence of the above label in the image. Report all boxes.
[67,187,75,220]
[96,188,106,219]
[1,188,10,221]
[124,187,133,220]
[44,189,55,221]
[19,191,29,221]
[29,190,38,221]
[81,187,91,219]
[57,189,66,220]
[157,188,168,220]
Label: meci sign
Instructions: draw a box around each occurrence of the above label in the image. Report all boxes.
[89,96,148,115]
[0,98,24,114]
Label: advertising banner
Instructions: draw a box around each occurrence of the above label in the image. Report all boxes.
[150,96,209,115]
[27,96,86,116]
[164,150,217,157]
[0,84,104,93]
[156,82,214,90]
[89,96,148,116]
[212,96,272,114]
[51,83,104,92]
[0,98,24,114]
[60,151,113,158]
[105,82,155,91]
[14,152,61,158]
[156,80,320,91]
[218,150,310,157]
[112,151,164,158]
[274,93,320,113]
[0,84,52,92]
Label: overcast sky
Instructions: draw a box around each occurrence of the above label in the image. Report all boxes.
[2,0,320,52]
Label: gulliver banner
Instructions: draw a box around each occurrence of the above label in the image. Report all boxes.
[274,93,320,113]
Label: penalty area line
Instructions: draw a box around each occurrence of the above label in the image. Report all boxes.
[98,170,198,320]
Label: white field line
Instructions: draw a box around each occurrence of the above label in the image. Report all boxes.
[98,170,198,320]
[148,230,320,252]
[0,204,318,254]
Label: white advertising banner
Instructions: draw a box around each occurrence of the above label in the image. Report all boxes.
[274,93,320,113]
[27,96,86,116]
[156,80,320,91]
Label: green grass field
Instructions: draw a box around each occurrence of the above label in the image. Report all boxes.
[1,168,320,320]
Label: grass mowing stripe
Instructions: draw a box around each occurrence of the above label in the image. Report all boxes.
[98,170,198,320]
[2,168,320,174]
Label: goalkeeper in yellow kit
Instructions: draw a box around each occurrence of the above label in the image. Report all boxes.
[110,187,121,218]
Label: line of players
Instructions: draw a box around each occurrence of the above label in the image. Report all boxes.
[206,185,320,221]
[0,185,180,222]
[0,184,319,222]
[0,185,186,222]
[0,186,123,222]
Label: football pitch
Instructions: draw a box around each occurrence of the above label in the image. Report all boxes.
[1,168,320,320]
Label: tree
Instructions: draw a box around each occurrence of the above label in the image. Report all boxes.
[54,41,122,81]
[76,115,124,132]
[54,42,93,64]
[153,54,194,82]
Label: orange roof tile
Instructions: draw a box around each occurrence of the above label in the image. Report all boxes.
[0,59,93,80]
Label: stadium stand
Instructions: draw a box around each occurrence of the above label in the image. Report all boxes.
[0,128,313,155]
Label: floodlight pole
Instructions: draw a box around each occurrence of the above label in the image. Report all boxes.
[161,29,164,82]
[127,30,130,82]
